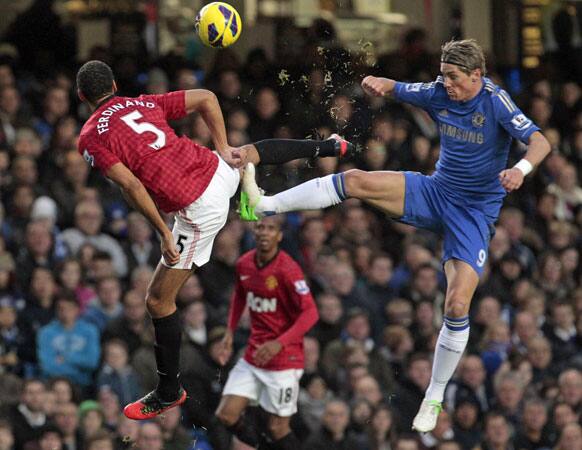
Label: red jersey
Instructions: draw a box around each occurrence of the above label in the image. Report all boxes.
[78,91,218,213]
[228,249,319,371]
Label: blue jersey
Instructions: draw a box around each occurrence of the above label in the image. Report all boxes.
[394,77,540,219]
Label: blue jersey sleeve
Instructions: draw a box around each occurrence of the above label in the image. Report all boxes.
[492,89,540,144]
[393,81,437,109]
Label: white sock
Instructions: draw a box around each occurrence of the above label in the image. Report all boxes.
[256,173,346,215]
[425,316,470,403]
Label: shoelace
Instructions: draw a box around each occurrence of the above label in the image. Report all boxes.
[140,393,164,414]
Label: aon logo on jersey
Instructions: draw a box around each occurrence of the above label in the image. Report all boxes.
[247,292,277,313]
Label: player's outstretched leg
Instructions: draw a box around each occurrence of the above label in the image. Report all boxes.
[412,259,478,432]
[245,133,355,166]
[239,162,347,221]
[240,164,405,221]
[124,265,193,420]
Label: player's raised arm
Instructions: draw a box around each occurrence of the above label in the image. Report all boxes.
[499,131,551,192]
[105,162,179,266]
[184,89,238,165]
[361,76,397,97]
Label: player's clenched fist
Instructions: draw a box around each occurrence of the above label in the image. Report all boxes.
[253,340,282,366]
[499,167,525,192]
[362,76,392,97]
[161,231,180,266]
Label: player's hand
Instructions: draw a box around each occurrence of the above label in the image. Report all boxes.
[161,231,180,266]
[217,331,233,366]
[219,146,243,169]
[499,167,525,192]
[253,340,283,366]
[362,76,390,97]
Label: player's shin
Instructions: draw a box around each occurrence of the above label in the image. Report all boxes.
[254,139,336,165]
[256,173,347,216]
[226,415,259,447]
[425,316,470,402]
[152,311,182,401]
[270,432,300,450]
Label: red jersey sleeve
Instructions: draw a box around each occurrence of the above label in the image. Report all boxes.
[143,91,187,121]
[79,135,121,174]
[227,263,247,331]
[277,263,319,346]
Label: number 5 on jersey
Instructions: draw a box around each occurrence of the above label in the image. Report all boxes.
[121,110,166,150]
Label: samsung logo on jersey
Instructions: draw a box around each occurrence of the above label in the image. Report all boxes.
[247,292,277,313]
[439,123,484,144]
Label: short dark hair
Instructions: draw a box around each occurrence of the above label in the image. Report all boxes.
[76,60,114,104]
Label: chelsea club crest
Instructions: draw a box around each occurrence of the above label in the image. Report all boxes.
[472,112,485,127]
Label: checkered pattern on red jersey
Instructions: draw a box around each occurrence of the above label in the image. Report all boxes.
[78,91,218,213]
[231,249,317,371]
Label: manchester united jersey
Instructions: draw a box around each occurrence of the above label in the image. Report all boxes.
[228,249,318,371]
[78,91,218,213]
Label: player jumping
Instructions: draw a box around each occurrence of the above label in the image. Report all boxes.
[239,39,551,432]
[215,216,318,450]
[75,60,351,420]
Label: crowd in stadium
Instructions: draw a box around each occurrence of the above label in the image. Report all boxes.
[0,9,580,450]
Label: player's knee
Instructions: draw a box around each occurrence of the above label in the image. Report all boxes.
[215,408,239,428]
[445,294,470,318]
[343,169,367,197]
[145,290,164,315]
[267,417,290,440]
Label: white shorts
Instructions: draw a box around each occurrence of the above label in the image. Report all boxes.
[161,155,240,269]
[222,358,303,417]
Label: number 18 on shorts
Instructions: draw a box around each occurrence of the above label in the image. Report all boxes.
[222,359,303,417]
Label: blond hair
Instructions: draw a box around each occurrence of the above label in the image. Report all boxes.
[441,39,487,75]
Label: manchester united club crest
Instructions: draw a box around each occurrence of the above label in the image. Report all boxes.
[265,275,278,290]
[472,112,485,127]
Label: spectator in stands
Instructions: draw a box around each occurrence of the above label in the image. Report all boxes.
[181,300,209,352]
[15,220,60,290]
[392,354,432,432]
[0,420,14,450]
[513,397,553,450]
[451,398,482,450]
[96,339,142,407]
[56,258,96,312]
[84,430,114,450]
[83,276,123,332]
[544,301,578,365]
[302,399,358,450]
[478,412,512,450]
[101,289,151,356]
[4,378,47,450]
[53,401,82,450]
[33,86,70,147]
[36,424,64,450]
[445,355,490,415]
[492,371,525,427]
[78,400,105,442]
[122,212,160,275]
[311,293,343,352]
[37,292,100,389]
[134,422,163,450]
[60,201,127,277]
[551,402,579,432]
[554,422,582,450]
[154,406,191,450]
[556,369,582,415]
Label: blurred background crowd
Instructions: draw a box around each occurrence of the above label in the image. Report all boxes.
[0,1,581,450]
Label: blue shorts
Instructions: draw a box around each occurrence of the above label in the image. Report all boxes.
[399,172,495,275]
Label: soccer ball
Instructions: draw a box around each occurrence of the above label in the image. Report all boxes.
[195,2,242,48]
